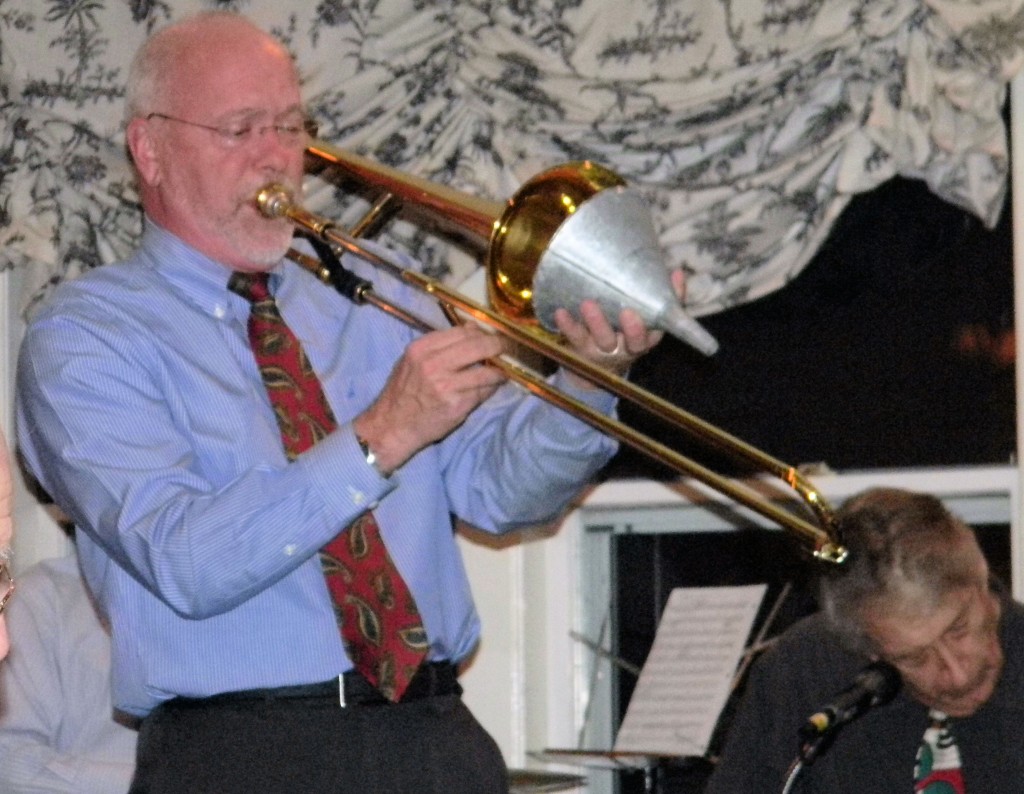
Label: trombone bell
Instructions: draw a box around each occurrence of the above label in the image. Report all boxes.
[485,161,623,322]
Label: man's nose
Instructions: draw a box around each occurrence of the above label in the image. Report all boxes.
[934,645,971,688]
[253,126,302,168]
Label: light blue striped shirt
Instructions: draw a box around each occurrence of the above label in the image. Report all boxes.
[16,220,618,717]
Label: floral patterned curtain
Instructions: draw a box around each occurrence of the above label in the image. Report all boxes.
[2,0,1022,320]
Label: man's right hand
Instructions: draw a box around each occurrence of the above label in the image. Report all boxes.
[353,324,508,475]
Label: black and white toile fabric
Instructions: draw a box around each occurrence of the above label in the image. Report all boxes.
[1,0,1022,319]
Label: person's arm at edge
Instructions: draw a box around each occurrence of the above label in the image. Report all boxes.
[0,565,134,793]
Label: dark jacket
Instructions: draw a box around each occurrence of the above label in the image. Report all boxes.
[704,600,1024,792]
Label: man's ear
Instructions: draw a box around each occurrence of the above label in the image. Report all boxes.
[126,118,161,186]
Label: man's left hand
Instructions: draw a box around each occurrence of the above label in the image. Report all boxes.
[553,269,683,386]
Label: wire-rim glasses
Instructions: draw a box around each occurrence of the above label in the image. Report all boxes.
[145,112,318,149]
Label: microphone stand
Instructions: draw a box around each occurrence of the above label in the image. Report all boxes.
[778,660,901,794]
[640,762,657,794]
[781,758,805,794]
[779,734,829,794]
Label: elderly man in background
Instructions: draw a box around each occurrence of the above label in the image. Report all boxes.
[705,487,1024,792]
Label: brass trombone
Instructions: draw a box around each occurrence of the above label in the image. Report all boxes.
[256,140,848,564]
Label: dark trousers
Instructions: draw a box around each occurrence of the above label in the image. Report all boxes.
[129,669,509,794]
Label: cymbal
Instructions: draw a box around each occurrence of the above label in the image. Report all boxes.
[507,768,585,792]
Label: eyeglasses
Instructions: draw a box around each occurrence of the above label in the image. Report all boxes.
[145,112,318,149]
[0,563,14,615]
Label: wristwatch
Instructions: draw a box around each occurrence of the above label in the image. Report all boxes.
[356,434,387,478]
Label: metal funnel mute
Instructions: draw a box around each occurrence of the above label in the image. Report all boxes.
[532,187,719,356]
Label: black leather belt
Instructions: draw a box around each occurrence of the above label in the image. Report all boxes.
[344,661,461,705]
[167,662,461,709]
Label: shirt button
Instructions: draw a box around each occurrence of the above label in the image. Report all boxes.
[283,544,298,556]
[213,304,226,319]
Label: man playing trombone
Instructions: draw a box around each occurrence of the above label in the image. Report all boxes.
[15,11,674,793]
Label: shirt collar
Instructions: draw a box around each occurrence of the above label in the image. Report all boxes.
[138,218,284,320]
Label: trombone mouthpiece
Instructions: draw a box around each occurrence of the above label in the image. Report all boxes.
[255,184,294,219]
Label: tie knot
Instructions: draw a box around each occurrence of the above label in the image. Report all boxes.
[228,271,272,304]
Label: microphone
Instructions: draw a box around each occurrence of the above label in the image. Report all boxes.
[798,661,901,763]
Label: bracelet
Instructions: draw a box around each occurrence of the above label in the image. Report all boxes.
[356,434,387,478]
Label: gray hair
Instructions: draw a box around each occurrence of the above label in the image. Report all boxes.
[819,487,987,653]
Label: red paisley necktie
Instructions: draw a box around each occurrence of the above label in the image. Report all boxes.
[229,271,428,702]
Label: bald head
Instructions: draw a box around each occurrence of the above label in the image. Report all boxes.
[125,13,296,125]
[122,11,307,270]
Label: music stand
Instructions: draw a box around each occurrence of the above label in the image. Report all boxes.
[536,585,770,793]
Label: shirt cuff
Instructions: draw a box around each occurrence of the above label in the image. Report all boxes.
[299,426,396,521]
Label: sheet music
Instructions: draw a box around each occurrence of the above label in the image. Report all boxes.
[613,584,766,758]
